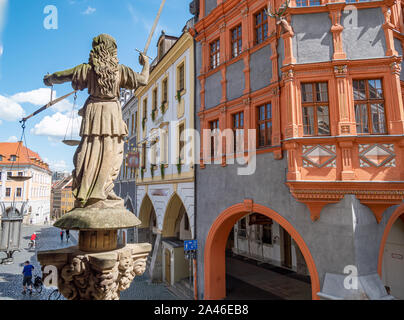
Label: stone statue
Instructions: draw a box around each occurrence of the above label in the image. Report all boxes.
[44,34,149,209]
[37,34,153,301]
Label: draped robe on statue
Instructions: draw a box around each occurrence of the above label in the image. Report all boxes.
[47,64,141,208]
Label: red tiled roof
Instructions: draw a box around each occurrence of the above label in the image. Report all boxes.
[0,142,50,171]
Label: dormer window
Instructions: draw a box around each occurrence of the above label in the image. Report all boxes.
[159,42,165,60]
[10,155,17,162]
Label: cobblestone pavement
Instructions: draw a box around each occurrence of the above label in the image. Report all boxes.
[0,224,177,300]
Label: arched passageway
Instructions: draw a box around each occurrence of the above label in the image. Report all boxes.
[204,201,320,300]
[378,204,404,299]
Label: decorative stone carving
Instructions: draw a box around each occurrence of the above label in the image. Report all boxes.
[391,61,401,75]
[359,144,396,168]
[38,243,151,301]
[334,65,348,77]
[302,145,337,168]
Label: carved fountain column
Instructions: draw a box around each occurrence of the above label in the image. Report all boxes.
[37,207,152,300]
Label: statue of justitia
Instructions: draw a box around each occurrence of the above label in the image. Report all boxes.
[44,34,149,209]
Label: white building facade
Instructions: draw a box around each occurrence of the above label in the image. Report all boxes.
[135,27,195,294]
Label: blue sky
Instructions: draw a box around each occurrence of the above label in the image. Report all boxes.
[0,0,192,172]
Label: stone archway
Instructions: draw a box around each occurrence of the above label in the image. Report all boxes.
[162,192,192,239]
[378,203,404,298]
[138,194,155,228]
[204,200,320,300]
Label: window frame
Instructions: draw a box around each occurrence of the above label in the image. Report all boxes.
[162,77,168,104]
[353,78,387,135]
[231,24,242,58]
[209,119,220,158]
[152,87,158,112]
[210,39,220,70]
[300,82,331,137]
[257,103,273,148]
[254,8,268,45]
[177,62,185,93]
[233,111,244,153]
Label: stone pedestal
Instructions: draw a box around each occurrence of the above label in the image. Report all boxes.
[38,243,152,300]
[37,207,152,300]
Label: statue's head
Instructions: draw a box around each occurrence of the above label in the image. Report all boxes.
[89,34,119,96]
[92,34,117,54]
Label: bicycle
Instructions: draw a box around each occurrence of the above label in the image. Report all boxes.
[32,275,43,294]
[48,289,62,300]
[28,240,35,250]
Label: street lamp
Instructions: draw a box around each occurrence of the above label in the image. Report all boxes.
[0,198,26,265]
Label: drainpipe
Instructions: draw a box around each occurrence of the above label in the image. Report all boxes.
[192,33,198,301]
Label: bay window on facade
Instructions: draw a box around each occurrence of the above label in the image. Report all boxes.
[210,39,220,70]
[258,103,272,148]
[301,82,330,136]
[231,25,242,58]
[255,9,268,45]
[353,79,386,135]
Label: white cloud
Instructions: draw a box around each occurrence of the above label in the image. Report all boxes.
[30,111,81,139]
[7,135,18,142]
[48,160,70,172]
[11,87,74,113]
[0,95,25,121]
[82,6,96,15]
[12,88,52,106]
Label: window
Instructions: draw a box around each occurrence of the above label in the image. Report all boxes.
[210,39,220,70]
[10,155,16,162]
[16,188,22,197]
[262,224,273,245]
[6,188,11,197]
[131,113,135,135]
[231,25,242,58]
[143,98,148,120]
[179,123,185,162]
[255,9,268,45]
[162,78,168,104]
[141,143,146,169]
[0,155,2,161]
[233,112,244,153]
[238,217,247,238]
[353,79,386,135]
[210,119,220,157]
[18,172,23,176]
[258,104,272,147]
[159,42,164,60]
[296,0,320,6]
[7,172,12,180]
[301,82,330,136]
[177,63,185,92]
[153,88,158,111]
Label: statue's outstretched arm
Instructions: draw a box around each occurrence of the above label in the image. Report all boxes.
[43,66,79,87]
[137,53,150,86]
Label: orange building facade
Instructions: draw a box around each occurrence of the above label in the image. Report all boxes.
[0,142,52,225]
[192,0,404,300]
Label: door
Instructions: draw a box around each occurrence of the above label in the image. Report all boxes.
[282,228,292,269]
[165,249,171,285]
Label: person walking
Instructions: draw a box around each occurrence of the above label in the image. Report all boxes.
[30,232,37,248]
[66,229,70,242]
[60,230,64,242]
[22,261,35,295]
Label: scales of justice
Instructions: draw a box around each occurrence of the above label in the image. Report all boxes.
[19,1,167,300]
